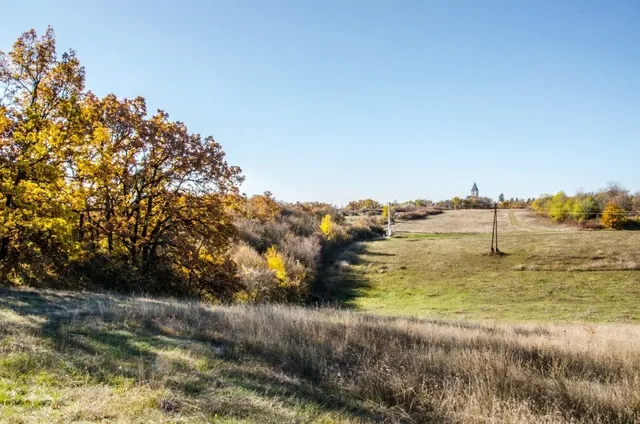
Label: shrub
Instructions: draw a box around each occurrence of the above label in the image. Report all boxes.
[234,218,264,250]
[346,223,384,241]
[231,242,311,303]
[281,233,321,274]
[602,203,625,229]
[232,243,266,270]
[319,214,334,239]
[246,192,281,221]
[548,192,570,222]
[531,195,552,215]
[235,218,291,253]
[260,221,291,251]
[344,199,381,212]
[233,202,382,304]
[284,213,317,237]
[413,199,432,207]
[265,246,288,284]
[231,243,278,302]
[572,196,601,222]
[395,208,443,221]
[282,254,308,297]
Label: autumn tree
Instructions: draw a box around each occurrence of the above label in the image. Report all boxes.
[76,94,243,295]
[0,28,243,299]
[0,27,85,278]
[265,246,287,284]
[246,191,281,222]
[548,192,571,222]
[319,214,334,239]
[345,198,381,211]
[601,203,624,229]
[413,199,432,207]
[451,197,462,210]
[571,196,600,222]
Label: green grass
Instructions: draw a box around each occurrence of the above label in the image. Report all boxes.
[1,287,639,423]
[331,231,640,322]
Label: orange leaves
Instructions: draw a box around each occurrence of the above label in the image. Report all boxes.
[246,192,281,222]
[0,27,242,298]
[601,203,624,229]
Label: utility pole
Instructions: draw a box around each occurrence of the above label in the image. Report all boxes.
[491,205,496,253]
[490,203,500,253]
[387,202,392,238]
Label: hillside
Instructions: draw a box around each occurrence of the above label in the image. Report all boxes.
[1,287,639,423]
[391,209,574,234]
[327,213,640,321]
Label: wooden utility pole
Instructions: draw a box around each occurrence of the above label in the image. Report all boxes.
[491,203,500,253]
[491,205,496,253]
[387,202,392,238]
[494,204,499,253]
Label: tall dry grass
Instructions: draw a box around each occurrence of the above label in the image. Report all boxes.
[114,298,640,423]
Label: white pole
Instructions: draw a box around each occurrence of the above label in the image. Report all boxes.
[387,202,392,237]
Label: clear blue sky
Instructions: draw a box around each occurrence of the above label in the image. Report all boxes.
[3,0,639,205]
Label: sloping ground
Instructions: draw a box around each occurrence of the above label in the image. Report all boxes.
[392,209,575,234]
[328,232,640,321]
[1,287,639,423]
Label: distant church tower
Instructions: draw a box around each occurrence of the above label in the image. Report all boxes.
[471,182,479,198]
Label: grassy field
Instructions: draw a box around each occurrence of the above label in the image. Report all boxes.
[1,287,639,423]
[392,209,574,233]
[325,211,640,322]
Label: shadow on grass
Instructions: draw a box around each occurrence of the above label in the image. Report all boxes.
[223,367,388,422]
[311,242,383,309]
[620,220,640,230]
[0,287,386,422]
[0,287,635,423]
[364,251,396,257]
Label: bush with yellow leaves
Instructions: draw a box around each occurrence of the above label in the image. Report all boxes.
[601,202,625,229]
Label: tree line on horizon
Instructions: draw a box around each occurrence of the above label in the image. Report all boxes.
[532,183,640,229]
[343,183,639,230]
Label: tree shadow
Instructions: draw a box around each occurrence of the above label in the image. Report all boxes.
[0,287,634,423]
[232,316,634,423]
[0,287,389,422]
[311,242,385,309]
[222,367,388,422]
[364,251,396,257]
[620,220,640,230]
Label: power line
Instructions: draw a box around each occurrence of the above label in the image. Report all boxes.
[439,209,640,215]
[394,230,640,236]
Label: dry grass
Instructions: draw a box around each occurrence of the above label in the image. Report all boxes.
[392,210,575,234]
[1,287,639,423]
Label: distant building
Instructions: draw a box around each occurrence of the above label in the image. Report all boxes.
[471,182,479,198]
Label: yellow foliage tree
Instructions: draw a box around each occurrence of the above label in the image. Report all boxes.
[265,246,287,284]
[0,27,244,298]
[601,202,624,229]
[0,27,85,271]
[319,214,333,239]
